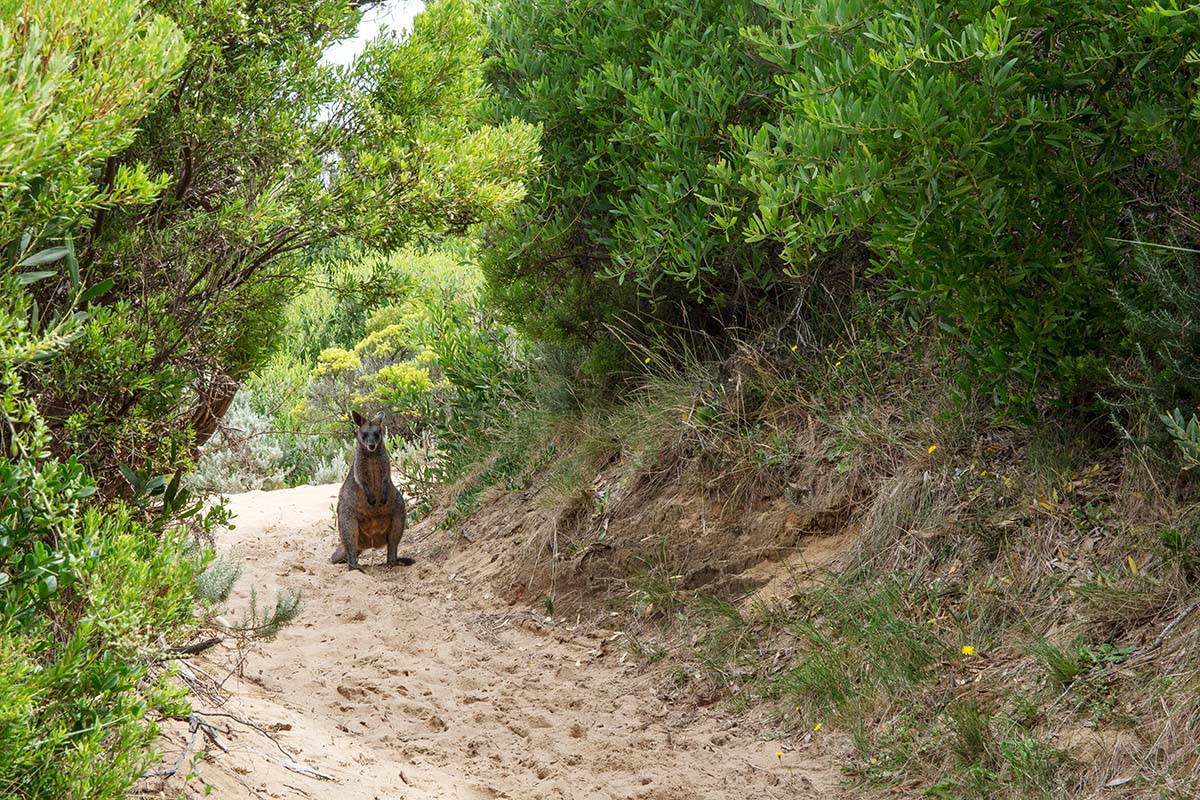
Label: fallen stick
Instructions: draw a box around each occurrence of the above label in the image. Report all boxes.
[172,636,225,656]
[193,713,231,753]
[249,750,335,782]
[141,726,201,779]
[198,710,296,758]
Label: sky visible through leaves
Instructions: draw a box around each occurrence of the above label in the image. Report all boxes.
[323,0,425,65]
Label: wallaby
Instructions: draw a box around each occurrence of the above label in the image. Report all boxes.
[331,410,414,571]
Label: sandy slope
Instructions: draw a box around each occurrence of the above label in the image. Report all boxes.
[137,484,841,799]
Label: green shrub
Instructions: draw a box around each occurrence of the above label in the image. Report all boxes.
[0,396,208,799]
[0,0,184,252]
[372,362,436,411]
[484,0,1200,412]
[196,243,523,488]
[1111,244,1200,457]
[0,502,200,800]
[306,275,526,478]
[20,0,537,485]
[740,0,1200,407]
[482,0,781,347]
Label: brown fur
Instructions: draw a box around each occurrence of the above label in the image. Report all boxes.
[331,411,413,571]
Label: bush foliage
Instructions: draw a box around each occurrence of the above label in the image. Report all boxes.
[20,0,537,487]
[482,0,1200,411]
[743,0,1200,405]
[0,0,536,796]
[482,0,781,350]
[0,2,202,795]
[196,243,524,491]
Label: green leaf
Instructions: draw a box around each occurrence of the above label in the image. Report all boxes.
[80,278,114,304]
[16,271,56,285]
[164,470,182,504]
[65,235,79,290]
[17,246,69,267]
[118,464,139,489]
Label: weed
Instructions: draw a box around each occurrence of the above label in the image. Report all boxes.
[628,567,685,620]
[1027,638,1089,689]
[1000,736,1070,792]
[233,588,303,641]
[777,582,942,722]
[948,703,998,770]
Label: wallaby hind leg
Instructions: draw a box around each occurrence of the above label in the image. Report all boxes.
[337,503,362,571]
[386,495,414,567]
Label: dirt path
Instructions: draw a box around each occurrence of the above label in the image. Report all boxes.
[141,484,841,799]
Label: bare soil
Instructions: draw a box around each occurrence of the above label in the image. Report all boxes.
[138,483,843,800]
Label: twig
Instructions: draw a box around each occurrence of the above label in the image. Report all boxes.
[194,714,231,753]
[412,525,440,543]
[141,725,202,778]
[1147,598,1200,652]
[216,646,250,690]
[196,711,296,758]
[249,750,335,782]
[171,636,225,656]
[140,711,231,779]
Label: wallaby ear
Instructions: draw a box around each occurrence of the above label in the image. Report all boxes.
[350,410,364,427]
[373,411,385,424]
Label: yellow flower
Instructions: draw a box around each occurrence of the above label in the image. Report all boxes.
[790,344,798,352]
[814,722,823,732]
[927,444,938,454]
[775,750,784,760]
[961,644,975,656]
[834,360,842,368]
[643,356,651,364]
[980,470,987,477]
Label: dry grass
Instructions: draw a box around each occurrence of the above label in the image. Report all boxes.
[432,316,1200,798]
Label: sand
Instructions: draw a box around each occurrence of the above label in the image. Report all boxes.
[137,483,840,799]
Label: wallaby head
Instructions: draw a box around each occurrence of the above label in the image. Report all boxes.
[350,410,386,453]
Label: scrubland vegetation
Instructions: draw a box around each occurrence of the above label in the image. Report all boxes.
[7,0,1200,796]
[0,0,531,795]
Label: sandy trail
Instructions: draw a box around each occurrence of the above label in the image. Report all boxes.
[140,484,840,799]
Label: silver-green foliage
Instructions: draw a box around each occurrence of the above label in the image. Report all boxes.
[236,587,304,642]
[196,551,241,605]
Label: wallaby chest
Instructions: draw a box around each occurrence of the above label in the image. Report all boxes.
[342,457,393,512]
